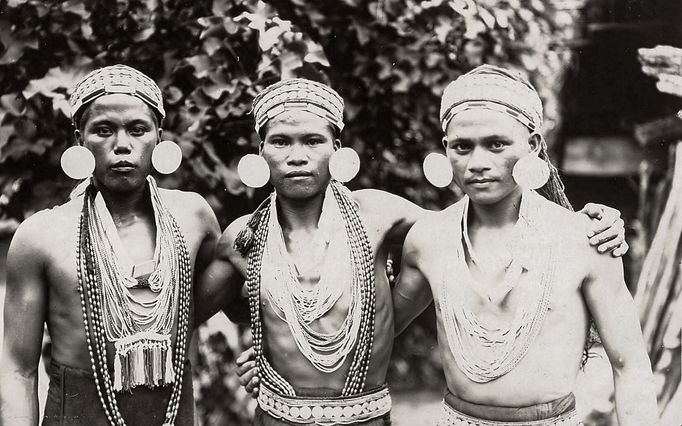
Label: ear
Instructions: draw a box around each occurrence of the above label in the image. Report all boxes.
[441,136,448,150]
[74,129,83,146]
[158,128,164,142]
[333,138,341,151]
[528,132,544,155]
[258,141,264,155]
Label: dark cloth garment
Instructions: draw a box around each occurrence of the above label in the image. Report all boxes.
[42,359,195,426]
[443,391,576,422]
[253,385,392,426]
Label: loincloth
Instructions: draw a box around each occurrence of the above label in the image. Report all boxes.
[42,359,194,426]
[254,384,392,426]
[437,391,582,426]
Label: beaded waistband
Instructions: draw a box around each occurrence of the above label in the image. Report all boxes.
[258,384,391,425]
[438,400,582,426]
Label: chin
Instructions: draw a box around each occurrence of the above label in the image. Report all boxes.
[466,191,507,205]
[277,181,325,200]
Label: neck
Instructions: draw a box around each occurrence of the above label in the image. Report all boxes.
[276,189,326,233]
[94,179,153,227]
[468,187,523,228]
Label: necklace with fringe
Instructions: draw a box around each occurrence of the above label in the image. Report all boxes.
[76,176,191,426]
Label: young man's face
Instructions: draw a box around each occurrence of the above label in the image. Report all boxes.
[260,110,338,200]
[76,94,160,193]
[444,108,534,205]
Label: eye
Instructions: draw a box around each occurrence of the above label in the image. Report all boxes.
[489,140,507,151]
[307,137,324,145]
[95,126,113,137]
[451,142,472,154]
[270,138,288,147]
[130,126,148,136]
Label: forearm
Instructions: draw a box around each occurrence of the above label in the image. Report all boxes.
[0,373,39,426]
[612,362,659,425]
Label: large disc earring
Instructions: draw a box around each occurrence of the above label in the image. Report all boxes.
[512,153,550,190]
[61,146,95,180]
[329,147,360,183]
[238,154,270,188]
[423,152,453,188]
[152,140,183,174]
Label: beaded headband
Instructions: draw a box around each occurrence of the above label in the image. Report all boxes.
[440,65,543,132]
[69,64,165,126]
[252,78,344,133]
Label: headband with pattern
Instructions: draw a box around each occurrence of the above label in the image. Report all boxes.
[69,64,165,126]
[252,78,344,133]
[440,65,543,132]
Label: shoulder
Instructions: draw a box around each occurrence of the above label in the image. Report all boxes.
[216,214,251,260]
[405,199,463,253]
[159,188,217,226]
[8,200,79,263]
[352,188,426,225]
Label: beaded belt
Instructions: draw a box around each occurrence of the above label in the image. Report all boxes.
[438,400,582,426]
[258,384,391,425]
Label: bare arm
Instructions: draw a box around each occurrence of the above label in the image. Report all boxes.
[582,249,658,425]
[0,216,49,426]
[194,215,248,326]
[393,224,434,336]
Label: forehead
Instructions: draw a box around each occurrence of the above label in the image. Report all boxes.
[263,111,334,138]
[445,108,529,141]
[82,94,156,124]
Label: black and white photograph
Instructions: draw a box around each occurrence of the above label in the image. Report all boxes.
[0,0,680,425]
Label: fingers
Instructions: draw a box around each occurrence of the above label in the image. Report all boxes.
[580,203,603,223]
[235,360,256,378]
[236,346,255,367]
[610,240,630,258]
[589,218,625,252]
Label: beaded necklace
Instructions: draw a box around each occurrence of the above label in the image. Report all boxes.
[246,181,376,397]
[438,191,557,383]
[76,177,192,426]
[262,184,360,374]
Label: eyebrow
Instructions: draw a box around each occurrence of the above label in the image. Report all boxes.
[267,131,329,139]
[450,135,514,143]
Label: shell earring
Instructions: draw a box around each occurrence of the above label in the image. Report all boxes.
[512,153,550,190]
[238,154,270,188]
[423,152,453,188]
[329,147,360,183]
[152,140,183,174]
[61,146,95,179]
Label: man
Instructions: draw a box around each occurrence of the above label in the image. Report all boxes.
[206,78,630,425]
[0,65,226,425]
[393,65,658,425]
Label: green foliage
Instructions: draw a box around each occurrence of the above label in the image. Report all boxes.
[0,0,575,423]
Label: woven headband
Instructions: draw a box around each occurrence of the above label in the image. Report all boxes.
[252,78,344,133]
[70,64,165,126]
[440,65,542,132]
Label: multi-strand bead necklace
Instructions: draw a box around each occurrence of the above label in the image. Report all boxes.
[244,181,376,397]
[76,177,192,426]
[439,191,557,383]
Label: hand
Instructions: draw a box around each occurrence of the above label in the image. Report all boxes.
[235,346,259,397]
[580,203,629,257]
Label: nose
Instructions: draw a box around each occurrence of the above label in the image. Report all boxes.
[467,146,491,174]
[113,129,133,154]
[286,142,308,166]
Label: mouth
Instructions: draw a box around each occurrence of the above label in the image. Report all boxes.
[110,161,137,172]
[466,178,496,186]
[285,171,313,178]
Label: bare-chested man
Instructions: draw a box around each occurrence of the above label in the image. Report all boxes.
[0,65,229,425]
[203,78,630,425]
[394,65,658,425]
